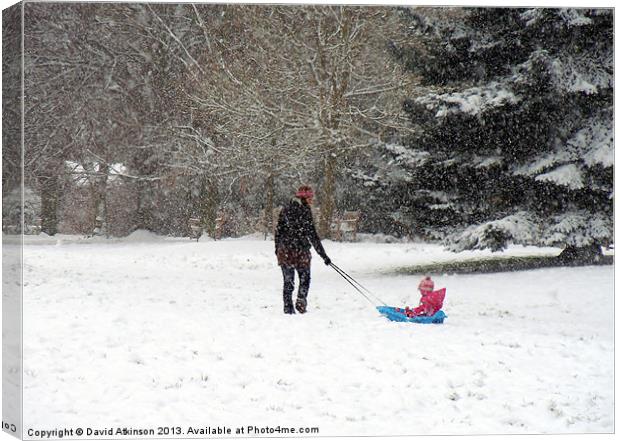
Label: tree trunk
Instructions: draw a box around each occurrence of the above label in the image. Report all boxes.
[40,173,60,236]
[198,176,218,238]
[264,171,275,240]
[135,180,155,232]
[91,163,108,237]
[319,153,337,238]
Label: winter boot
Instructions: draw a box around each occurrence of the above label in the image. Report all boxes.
[295,297,307,314]
[283,303,295,314]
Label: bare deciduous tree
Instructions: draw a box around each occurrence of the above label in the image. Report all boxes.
[185,5,415,236]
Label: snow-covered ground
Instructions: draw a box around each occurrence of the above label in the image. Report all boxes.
[16,233,613,436]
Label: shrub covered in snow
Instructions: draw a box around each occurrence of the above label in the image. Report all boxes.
[448,212,540,252]
[2,187,41,234]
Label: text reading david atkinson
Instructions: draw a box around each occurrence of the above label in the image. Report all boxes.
[26,425,320,438]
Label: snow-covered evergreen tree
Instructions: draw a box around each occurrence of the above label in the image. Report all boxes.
[378,7,613,256]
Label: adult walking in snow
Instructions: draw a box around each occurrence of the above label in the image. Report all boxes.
[275,185,331,314]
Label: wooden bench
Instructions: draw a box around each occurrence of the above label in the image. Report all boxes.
[188,217,203,241]
[331,211,361,242]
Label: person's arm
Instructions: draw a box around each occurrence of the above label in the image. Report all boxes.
[304,208,331,264]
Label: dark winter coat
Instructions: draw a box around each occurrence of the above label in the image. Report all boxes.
[275,198,327,268]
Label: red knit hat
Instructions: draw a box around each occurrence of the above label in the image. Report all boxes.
[418,276,434,293]
[295,185,314,199]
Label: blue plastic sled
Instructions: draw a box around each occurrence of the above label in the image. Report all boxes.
[376,306,447,324]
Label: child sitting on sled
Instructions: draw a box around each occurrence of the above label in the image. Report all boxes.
[404,276,446,317]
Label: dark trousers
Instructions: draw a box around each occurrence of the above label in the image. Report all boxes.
[281,265,311,307]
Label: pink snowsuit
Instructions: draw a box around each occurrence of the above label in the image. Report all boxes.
[407,277,445,317]
[411,288,446,316]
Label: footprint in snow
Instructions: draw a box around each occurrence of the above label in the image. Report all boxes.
[447,391,461,401]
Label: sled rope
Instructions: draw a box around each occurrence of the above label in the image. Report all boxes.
[330,264,376,305]
[330,263,387,306]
